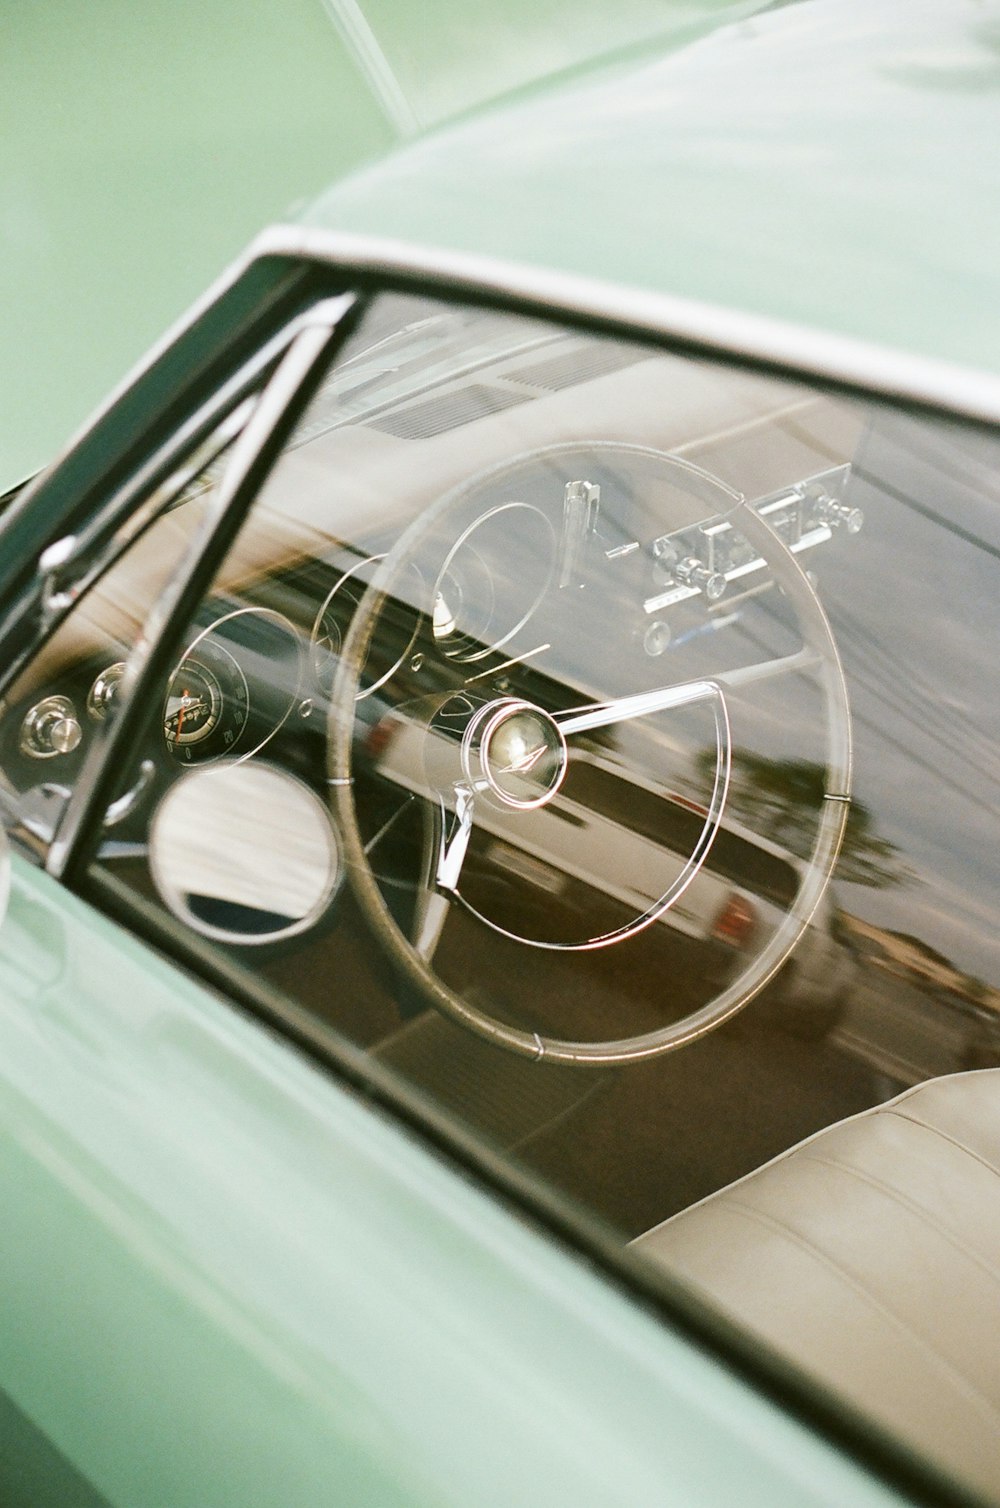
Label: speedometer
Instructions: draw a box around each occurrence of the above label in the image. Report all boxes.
[164,662,223,748]
[164,640,249,763]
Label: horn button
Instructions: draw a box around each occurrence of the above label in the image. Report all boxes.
[463,699,568,810]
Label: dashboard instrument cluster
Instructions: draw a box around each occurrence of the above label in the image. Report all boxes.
[1,605,304,795]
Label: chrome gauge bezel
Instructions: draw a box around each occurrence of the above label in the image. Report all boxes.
[164,652,236,752]
[87,662,127,722]
[431,500,557,664]
[311,554,425,701]
[149,761,344,947]
[166,607,303,765]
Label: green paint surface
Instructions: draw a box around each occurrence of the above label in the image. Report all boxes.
[308,0,1000,379]
[0,4,984,1499]
[0,0,754,490]
[0,856,912,1506]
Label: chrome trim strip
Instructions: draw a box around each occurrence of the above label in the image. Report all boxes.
[251,224,1000,427]
[0,378,264,706]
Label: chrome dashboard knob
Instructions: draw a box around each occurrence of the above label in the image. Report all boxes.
[809,490,864,534]
[674,555,727,602]
[20,696,83,758]
[87,662,126,720]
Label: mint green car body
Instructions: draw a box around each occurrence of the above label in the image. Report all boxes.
[1,861,907,1508]
[2,3,997,1503]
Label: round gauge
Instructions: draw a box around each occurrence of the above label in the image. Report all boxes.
[431,501,556,663]
[164,662,223,747]
[164,641,249,764]
[312,555,423,700]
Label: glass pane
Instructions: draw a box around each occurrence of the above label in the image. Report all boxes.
[90,297,866,1078]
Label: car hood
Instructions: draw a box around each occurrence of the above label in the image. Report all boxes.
[304,0,1000,379]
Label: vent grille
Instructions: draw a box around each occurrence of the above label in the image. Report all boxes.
[503,343,644,392]
[367,383,532,441]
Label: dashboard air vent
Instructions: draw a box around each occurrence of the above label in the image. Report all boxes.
[368,384,532,441]
[503,344,644,392]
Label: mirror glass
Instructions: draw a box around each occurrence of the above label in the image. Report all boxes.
[150,762,340,944]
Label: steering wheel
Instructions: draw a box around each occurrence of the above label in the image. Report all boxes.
[329,442,851,1065]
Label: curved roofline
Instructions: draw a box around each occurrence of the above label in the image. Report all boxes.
[254,224,1000,429]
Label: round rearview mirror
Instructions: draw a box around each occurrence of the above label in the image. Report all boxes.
[150,762,340,945]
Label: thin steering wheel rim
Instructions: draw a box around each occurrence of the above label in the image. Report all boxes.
[329,442,851,1065]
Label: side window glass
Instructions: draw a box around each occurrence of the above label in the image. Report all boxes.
[83,292,865,1115]
[11,287,1000,1500]
[19,289,1000,1295]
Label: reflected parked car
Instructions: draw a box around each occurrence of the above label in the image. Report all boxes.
[2,5,1000,1508]
[364,703,857,1039]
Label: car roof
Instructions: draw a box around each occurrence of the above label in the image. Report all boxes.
[303,0,1000,380]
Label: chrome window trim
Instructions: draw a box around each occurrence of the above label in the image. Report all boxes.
[0,392,257,710]
[253,224,1000,429]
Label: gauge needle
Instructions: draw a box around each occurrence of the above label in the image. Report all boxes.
[171,690,209,742]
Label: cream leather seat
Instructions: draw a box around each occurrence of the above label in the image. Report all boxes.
[633,1071,1000,1497]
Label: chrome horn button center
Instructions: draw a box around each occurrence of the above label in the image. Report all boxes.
[467,699,568,810]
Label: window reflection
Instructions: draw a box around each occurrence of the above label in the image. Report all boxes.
[5,292,991,1236]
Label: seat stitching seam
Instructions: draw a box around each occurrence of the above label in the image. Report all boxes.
[796,1150,1000,1286]
[885,1109,1000,1179]
[712,1197,1000,1427]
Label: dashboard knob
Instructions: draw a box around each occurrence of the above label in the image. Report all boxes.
[815,495,864,534]
[674,556,727,602]
[48,715,83,755]
[20,696,83,759]
[87,661,126,720]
